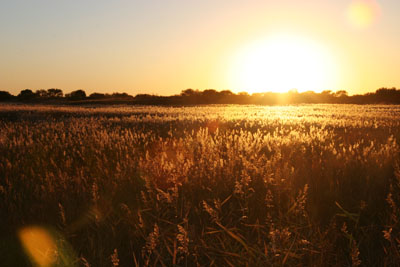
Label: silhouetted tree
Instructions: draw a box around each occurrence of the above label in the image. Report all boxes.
[66,89,86,100]
[318,90,334,103]
[18,89,35,101]
[373,88,400,104]
[47,88,63,98]
[220,90,234,96]
[181,89,199,97]
[8,87,400,105]
[89,92,106,99]
[0,91,14,101]
[334,90,348,98]
[202,89,218,96]
[35,89,48,98]
[111,92,134,99]
[321,90,332,95]
[201,89,219,103]
[376,87,397,95]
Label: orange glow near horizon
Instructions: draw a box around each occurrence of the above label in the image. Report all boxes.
[229,34,338,94]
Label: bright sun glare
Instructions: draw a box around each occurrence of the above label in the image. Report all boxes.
[230,34,337,94]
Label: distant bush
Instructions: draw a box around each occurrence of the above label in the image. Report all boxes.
[46,88,63,98]
[3,87,400,105]
[89,92,107,99]
[17,89,35,101]
[0,91,14,101]
[65,89,87,100]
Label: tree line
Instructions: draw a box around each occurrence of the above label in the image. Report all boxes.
[1,87,400,105]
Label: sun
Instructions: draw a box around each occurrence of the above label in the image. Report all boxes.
[229,34,337,94]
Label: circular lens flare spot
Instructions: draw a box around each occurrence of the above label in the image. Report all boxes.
[18,226,58,266]
[347,0,381,28]
[18,226,77,266]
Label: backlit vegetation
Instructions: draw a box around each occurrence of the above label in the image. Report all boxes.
[1,104,400,266]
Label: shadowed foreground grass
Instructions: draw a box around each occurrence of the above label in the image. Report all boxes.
[1,104,400,266]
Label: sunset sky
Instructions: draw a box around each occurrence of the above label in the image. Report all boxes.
[1,0,399,96]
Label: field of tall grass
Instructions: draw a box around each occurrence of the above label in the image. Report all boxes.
[1,104,400,266]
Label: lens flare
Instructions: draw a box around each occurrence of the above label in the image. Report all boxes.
[18,226,58,266]
[347,0,381,28]
[18,226,77,267]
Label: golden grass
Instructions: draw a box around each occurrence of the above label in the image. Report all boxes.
[1,104,400,266]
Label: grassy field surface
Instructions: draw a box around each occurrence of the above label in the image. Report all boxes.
[1,104,400,266]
